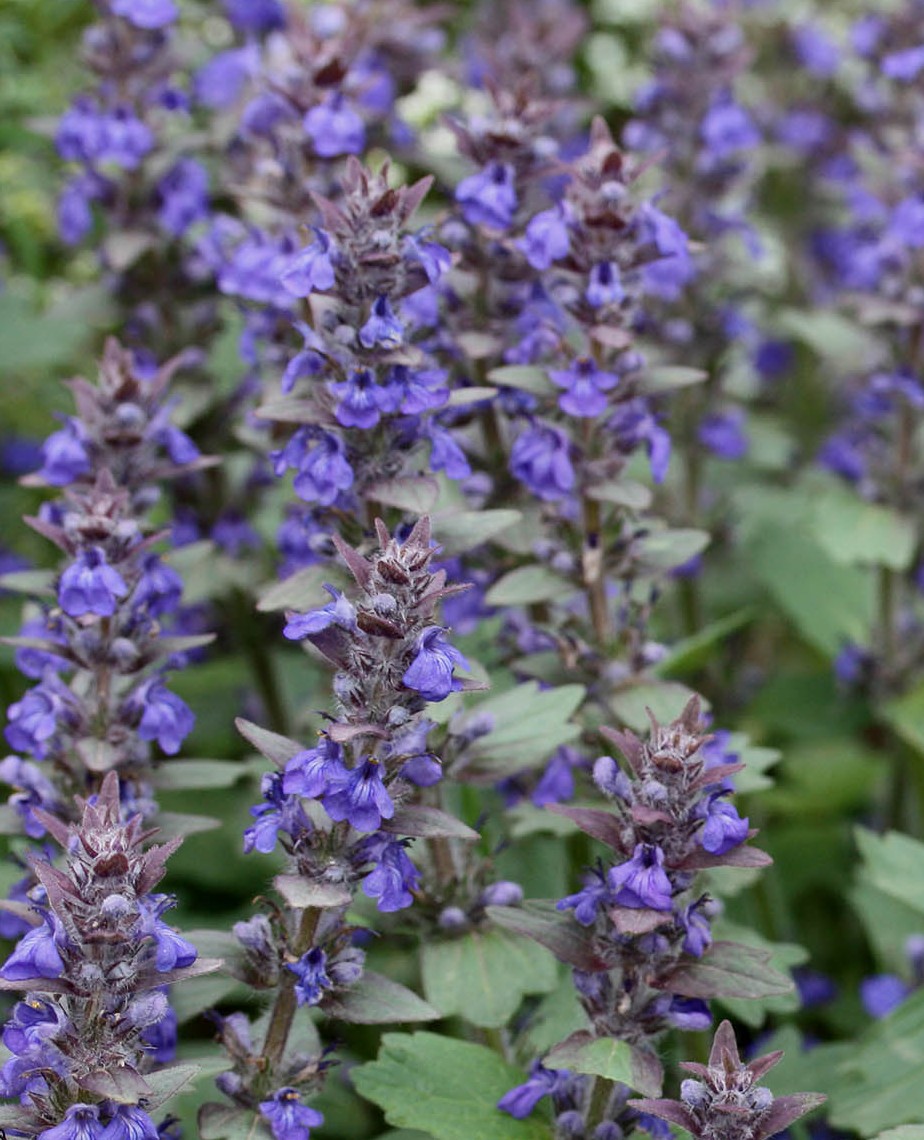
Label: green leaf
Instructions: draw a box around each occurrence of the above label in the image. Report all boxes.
[235,718,304,768]
[855,827,924,918]
[826,988,924,1134]
[421,927,558,1027]
[882,682,924,757]
[543,1034,662,1097]
[372,476,440,513]
[608,681,704,733]
[487,364,555,396]
[634,528,710,571]
[446,385,497,407]
[484,565,573,607]
[151,760,250,791]
[199,1104,268,1140]
[463,682,585,774]
[325,971,440,1024]
[351,1033,552,1140]
[432,509,523,555]
[142,1063,203,1110]
[274,874,352,909]
[810,489,916,570]
[154,812,220,839]
[586,479,652,510]
[654,609,756,677]
[0,568,55,595]
[713,921,807,1027]
[257,564,344,614]
[636,365,708,394]
[487,902,607,971]
[385,805,480,840]
[660,940,795,1001]
[876,1128,924,1140]
[744,516,874,655]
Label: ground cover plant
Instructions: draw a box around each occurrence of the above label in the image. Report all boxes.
[2,0,924,1138]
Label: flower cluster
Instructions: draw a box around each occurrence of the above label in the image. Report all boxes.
[0,771,210,1137]
[553,699,759,1042]
[629,1020,825,1140]
[2,341,206,837]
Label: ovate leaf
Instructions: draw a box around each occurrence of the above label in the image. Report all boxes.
[421,927,558,1027]
[351,1033,552,1140]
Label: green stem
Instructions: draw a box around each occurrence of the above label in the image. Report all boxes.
[230,588,290,737]
[260,907,320,1081]
[585,1075,614,1134]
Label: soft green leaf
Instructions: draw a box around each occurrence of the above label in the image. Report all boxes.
[432,509,523,555]
[351,1033,552,1140]
[661,940,795,1001]
[485,565,573,607]
[635,528,710,571]
[810,489,916,571]
[636,365,708,394]
[275,874,352,909]
[421,927,558,1027]
[586,479,653,510]
[543,1034,662,1097]
[199,1104,268,1140]
[372,476,440,513]
[713,920,807,1026]
[325,971,440,1024]
[655,609,756,678]
[855,827,924,918]
[882,682,924,757]
[445,385,497,406]
[151,760,251,791]
[487,364,555,396]
[463,682,585,774]
[235,718,303,768]
[608,681,703,733]
[257,564,344,614]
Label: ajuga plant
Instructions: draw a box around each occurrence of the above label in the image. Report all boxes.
[490,697,790,1137]
[0,771,217,1137]
[628,1019,825,1140]
[623,0,763,632]
[56,0,215,361]
[1,339,210,838]
[200,516,480,1138]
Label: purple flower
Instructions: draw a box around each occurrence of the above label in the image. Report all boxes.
[667,996,712,1030]
[680,900,713,957]
[700,796,749,855]
[510,423,575,501]
[861,974,910,1019]
[99,1107,159,1140]
[402,626,469,702]
[111,0,178,28]
[698,410,748,460]
[58,177,97,246]
[58,547,129,617]
[293,433,354,506]
[362,838,422,911]
[140,1002,178,1064]
[889,198,924,248]
[792,24,839,76]
[585,261,624,307]
[456,162,517,230]
[5,678,71,757]
[287,948,333,1006]
[700,98,759,158]
[37,1105,104,1140]
[283,737,348,799]
[194,47,258,109]
[608,843,673,910]
[403,235,451,283]
[136,897,198,971]
[283,584,356,640]
[498,1061,570,1119]
[0,915,66,980]
[281,231,336,296]
[157,159,209,236]
[533,746,579,806]
[134,554,183,617]
[259,1088,324,1140]
[40,418,90,485]
[359,295,404,350]
[608,400,671,483]
[330,370,387,429]
[480,880,524,907]
[518,206,571,269]
[428,424,472,480]
[323,759,395,832]
[557,869,610,926]
[0,755,61,838]
[550,358,619,418]
[304,95,366,157]
[882,45,924,81]
[392,365,449,414]
[130,678,196,755]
